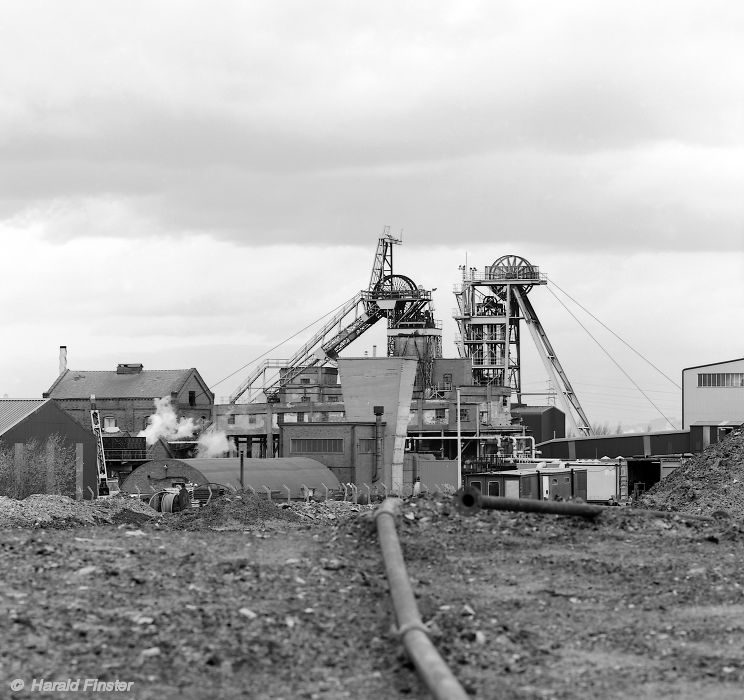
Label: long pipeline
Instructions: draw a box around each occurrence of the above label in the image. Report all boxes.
[455,486,715,523]
[374,498,470,700]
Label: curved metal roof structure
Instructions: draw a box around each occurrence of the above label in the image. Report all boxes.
[121,457,340,499]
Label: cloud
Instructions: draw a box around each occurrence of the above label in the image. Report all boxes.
[0,1,742,250]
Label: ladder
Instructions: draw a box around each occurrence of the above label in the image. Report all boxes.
[90,410,119,497]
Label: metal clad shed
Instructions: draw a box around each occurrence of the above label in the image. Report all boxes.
[122,457,341,498]
[0,398,97,498]
[185,458,341,497]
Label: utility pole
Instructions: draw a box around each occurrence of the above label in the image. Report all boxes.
[456,387,462,489]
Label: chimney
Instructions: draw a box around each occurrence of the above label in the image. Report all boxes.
[116,363,144,375]
[59,346,67,375]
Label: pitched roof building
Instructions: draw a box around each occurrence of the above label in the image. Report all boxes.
[0,398,97,499]
[43,363,214,434]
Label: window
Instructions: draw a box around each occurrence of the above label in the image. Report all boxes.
[227,414,235,425]
[103,416,117,429]
[488,481,500,496]
[698,372,744,387]
[248,415,257,425]
[359,438,377,453]
[435,408,446,420]
[300,396,310,403]
[297,413,305,423]
[188,391,196,406]
[290,438,343,454]
[470,480,482,492]
[443,373,452,390]
[459,409,470,421]
[327,395,340,402]
[300,378,311,385]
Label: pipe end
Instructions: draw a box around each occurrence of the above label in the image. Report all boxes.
[454,486,482,516]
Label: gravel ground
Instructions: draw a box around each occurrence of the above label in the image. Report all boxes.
[1,492,744,699]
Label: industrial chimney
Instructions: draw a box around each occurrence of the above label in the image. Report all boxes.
[59,346,67,375]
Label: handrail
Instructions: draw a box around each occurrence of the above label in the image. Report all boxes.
[374,498,470,700]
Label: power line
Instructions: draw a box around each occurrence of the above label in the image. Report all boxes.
[547,277,682,390]
[209,293,361,393]
[522,379,679,395]
[545,286,679,430]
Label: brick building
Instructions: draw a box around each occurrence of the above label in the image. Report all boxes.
[44,363,214,434]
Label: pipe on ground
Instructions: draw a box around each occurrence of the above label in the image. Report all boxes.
[455,486,715,523]
[374,498,470,700]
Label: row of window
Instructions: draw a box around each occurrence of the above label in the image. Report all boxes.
[227,414,259,425]
[290,438,344,454]
[297,395,341,402]
[697,373,744,387]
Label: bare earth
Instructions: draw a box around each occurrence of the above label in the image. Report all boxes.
[1,492,743,700]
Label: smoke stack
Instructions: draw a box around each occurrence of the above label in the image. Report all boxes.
[372,344,377,357]
[59,346,67,375]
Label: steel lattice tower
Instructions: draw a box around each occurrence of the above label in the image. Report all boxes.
[454,255,592,436]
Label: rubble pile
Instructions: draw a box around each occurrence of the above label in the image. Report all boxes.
[642,427,744,518]
[282,498,375,524]
[0,494,159,529]
[166,493,302,531]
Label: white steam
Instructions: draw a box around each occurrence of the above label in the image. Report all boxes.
[138,396,197,446]
[196,430,230,458]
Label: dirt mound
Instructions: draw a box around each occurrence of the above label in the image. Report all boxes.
[165,493,302,530]
[642,427,744,517]
[0,494,160,529]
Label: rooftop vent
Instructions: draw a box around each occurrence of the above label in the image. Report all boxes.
[117,363,144,375]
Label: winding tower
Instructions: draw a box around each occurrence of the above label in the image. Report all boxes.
[454,255,592,436]
[230,230,441,403]
[363,234,442,392]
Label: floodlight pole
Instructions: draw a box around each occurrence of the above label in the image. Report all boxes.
[456,387,462,489]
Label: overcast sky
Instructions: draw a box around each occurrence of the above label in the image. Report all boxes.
[1,1,742,429]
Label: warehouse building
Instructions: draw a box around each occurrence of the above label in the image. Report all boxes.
[0,399,97,499]
[682,357,744,430]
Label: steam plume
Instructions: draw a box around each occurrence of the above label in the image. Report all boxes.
[138,396,197,446]
[196,430,230,458]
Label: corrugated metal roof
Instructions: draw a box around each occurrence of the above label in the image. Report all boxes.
[121,457,341,498]
[45,368,199,400]
[0,399,47,436]
[183,457,341,497]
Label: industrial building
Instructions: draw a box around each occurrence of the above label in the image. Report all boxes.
[12,238,735,503]
[214,237,740,501]
[44,355,213,433]
[217,237,568,493]
[682,357,744,430]
[43,350,214,482]
[0,399,97,498]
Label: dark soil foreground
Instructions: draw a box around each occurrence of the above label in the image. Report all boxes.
[1,496,744,700]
